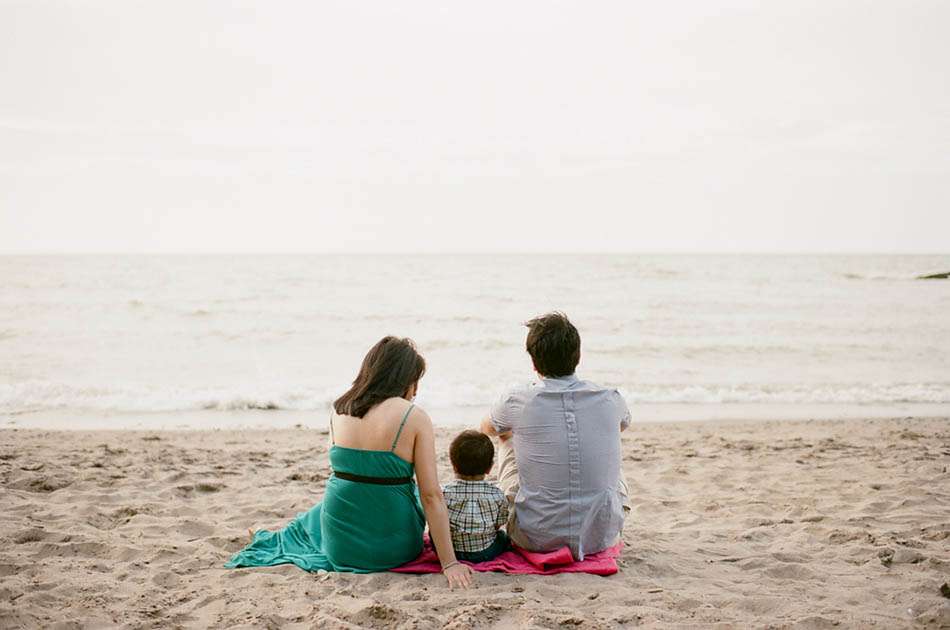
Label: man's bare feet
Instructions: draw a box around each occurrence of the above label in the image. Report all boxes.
[247,528,255,543]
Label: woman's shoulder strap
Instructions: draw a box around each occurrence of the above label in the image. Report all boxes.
[390,403,415,451]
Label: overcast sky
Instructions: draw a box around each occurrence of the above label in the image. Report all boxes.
[1,1,948,253]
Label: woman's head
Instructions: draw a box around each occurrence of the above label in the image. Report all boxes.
[333,336,426,418]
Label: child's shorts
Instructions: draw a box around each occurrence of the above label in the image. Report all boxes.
[455,530,510,563]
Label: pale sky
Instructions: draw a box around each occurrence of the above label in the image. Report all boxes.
[1,1,948,253]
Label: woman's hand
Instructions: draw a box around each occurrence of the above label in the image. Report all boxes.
[443,562,473,588]
[413,410,475,589]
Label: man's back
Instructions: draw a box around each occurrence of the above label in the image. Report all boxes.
[491,374,630,559]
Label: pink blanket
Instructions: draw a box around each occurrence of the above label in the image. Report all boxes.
[392,540,622,576]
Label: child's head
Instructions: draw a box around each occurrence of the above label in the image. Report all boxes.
[449,430,495,479]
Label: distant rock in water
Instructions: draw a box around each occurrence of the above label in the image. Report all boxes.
[917,271,950,280]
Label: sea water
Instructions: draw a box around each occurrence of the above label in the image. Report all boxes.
[1,254,949,427]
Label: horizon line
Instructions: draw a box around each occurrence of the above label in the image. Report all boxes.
[1,250,949,257]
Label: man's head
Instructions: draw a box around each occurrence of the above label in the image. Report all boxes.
[449,430,495,479]
[525,311,580,378]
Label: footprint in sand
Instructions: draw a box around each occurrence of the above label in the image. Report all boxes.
[763,563,819,580]
[176,520,215,538]
[12,529,49,544]
[10,475,72,493]
[878,547,925,565]
[175,482,224,496]
[151,571,182,589]
[286,471,327,482]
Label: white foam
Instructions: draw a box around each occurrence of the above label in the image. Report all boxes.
[2,379,949,415]
[0,381,339,414]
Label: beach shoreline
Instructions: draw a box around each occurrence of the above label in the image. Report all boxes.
[1,416,948,628]
[6,402,950,431]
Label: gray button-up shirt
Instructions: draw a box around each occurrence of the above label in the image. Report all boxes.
[490,374,630,560]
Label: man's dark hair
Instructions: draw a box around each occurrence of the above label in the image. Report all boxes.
[524,311,580,377]
[449,430,495,476]
[333,336,426,418]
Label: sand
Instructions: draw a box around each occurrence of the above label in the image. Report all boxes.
[1,417,948,629]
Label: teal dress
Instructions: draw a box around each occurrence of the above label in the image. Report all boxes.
[225,405,425,573]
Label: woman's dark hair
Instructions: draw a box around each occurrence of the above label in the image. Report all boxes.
[449,430,495,476]
[333,336,426,418]
[524,311,580,377]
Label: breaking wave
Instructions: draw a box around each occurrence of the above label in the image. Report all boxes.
[2,380,949,415]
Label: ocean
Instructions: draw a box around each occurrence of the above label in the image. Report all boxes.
[2,254,949,428]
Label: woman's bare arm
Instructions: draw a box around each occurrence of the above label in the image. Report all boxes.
[412,409,473,588]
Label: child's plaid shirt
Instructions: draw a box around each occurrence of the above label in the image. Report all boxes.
[441,479,510,553]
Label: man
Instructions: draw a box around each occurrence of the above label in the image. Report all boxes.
[480,312,631,560]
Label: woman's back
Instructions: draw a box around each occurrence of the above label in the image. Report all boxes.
[225,399,426,573]
[319,399,425,570]
[330,397,419,463]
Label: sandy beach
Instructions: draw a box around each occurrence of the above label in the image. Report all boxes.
[1,416,948,629]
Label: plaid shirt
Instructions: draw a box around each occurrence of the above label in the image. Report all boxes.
[441,479,509,553]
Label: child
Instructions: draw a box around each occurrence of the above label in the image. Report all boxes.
[441,429,510,562]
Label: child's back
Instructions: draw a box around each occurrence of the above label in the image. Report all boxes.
[443,430,510,562]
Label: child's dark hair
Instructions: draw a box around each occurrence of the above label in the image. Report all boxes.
[449,430,495,476]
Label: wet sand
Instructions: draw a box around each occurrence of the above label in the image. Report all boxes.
[1,416,948,628]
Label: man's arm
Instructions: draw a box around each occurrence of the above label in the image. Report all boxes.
[482,388,521,439]
[480,414,512,440]
[615,389,631,432]
[480,414,498,437]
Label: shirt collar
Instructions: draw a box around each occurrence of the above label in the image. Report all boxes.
[541,373,579,385]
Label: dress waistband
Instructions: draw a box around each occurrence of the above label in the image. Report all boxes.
[333,470,413,485]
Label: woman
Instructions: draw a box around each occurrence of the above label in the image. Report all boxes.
[225,336,473,588]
